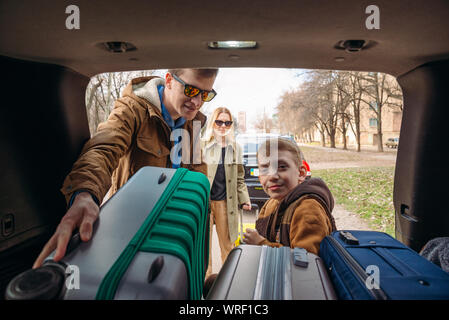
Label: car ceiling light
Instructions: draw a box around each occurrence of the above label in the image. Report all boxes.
[208,41,258,49]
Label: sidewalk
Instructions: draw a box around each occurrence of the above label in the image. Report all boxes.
[299,142,398,154]
[209,208,257,274]
[298,142,397,170]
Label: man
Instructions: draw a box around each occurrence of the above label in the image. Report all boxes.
[33,68,219,268]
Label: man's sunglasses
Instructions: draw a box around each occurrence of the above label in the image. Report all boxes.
[172,74,217,102]
[215,120,233,127]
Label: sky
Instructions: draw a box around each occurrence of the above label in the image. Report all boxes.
[202,68,307,130]
[140,67,308,131]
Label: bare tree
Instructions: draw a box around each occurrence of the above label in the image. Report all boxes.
[303,71,340,148]
[333,72,352,150]
[85,70,156,136]
[358,72,402,152]
[335,71,364,152]
[274,70,403,152]
[253,111,277,133]
[276,88,317,142]
[276,71,341,147]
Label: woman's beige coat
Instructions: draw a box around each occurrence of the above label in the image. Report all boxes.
[203,139,250,242]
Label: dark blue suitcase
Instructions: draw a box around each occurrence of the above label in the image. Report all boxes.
[319,230,449,300]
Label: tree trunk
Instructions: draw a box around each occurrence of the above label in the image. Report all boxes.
[341,115,348,150]
[86,80,102,112]
[356,127,361,152]
[329,130,336,148]
[355,113,361,152]
[377,117,384,152]
[320,130,326,147]
[374,73,384,152]
[93,99,101,136]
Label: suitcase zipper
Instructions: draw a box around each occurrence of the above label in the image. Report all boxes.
[326,236,388,300]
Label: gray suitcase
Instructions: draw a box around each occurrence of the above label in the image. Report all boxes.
[206,244,337,300]
[5,166,210,300]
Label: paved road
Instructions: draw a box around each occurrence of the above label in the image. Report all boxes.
[209,208,257,274]
[299,143,397,170]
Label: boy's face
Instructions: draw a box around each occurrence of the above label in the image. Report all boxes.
[258,150,307,201]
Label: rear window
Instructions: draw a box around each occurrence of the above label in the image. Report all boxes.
[85,68,402,236]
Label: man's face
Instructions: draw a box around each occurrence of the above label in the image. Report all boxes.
[258,150,307,201]
[164,69,216,121]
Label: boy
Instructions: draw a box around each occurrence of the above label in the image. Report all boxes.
[243,138,336,255]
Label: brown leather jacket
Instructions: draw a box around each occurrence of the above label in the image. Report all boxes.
[61,76,207,205]
[255,178,336,255]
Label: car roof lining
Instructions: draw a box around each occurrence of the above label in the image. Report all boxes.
[1,0,449,78]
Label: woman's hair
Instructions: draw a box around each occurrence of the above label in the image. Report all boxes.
[202,107,235,144]
[257,137,304,168]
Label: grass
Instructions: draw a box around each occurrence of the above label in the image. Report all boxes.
[313,167,395,237]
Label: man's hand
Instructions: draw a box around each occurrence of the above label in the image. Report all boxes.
[243,228,265,245]
[33,192,100,268]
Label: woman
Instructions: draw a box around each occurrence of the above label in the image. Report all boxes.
[202,107,251,277]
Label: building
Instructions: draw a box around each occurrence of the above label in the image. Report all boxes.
[308,73,403,148]
[238,111,247,133]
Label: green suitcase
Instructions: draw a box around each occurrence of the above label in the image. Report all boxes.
[6,166,210,300]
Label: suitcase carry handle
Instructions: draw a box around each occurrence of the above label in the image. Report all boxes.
[339,231,359,245]
[66,231,82,256]
[238,203,259,210]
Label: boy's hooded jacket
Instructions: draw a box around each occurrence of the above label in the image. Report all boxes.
[61,76,207,205]
[255,177,337,255]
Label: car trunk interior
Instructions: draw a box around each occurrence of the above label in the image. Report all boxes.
[0,56,91,296]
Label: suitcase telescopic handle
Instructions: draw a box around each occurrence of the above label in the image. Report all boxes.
[238,204,244,243]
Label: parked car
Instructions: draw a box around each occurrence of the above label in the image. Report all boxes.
[386,137,399,148]
[236,135,273,210]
